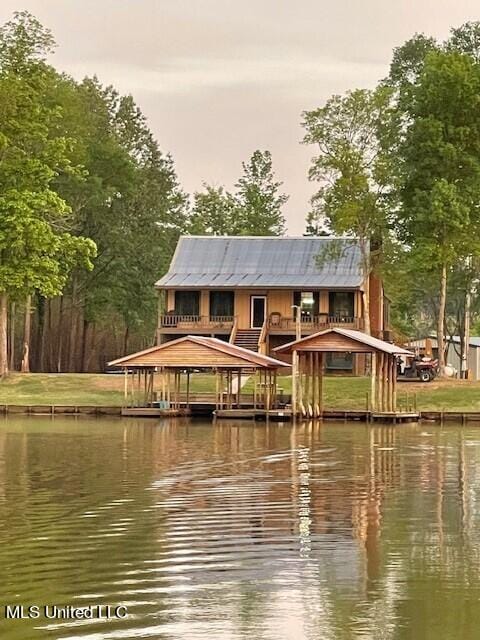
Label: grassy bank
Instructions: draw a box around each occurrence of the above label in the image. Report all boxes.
[0,373,480,412]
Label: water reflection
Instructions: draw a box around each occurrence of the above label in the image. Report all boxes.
[0,417,480,638]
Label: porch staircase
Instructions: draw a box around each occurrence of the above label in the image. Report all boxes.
[234,329,262,352]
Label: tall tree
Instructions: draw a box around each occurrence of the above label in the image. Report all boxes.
[189,150,287,237]
[189,185,240,235]
[447,22,480,62]
[48,78,188,370]
[302,87,396,334]
[235,150,287,235]
[396,50,480,373]
[0,12,95,376]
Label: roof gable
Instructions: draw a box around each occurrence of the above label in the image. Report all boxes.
[109,335,289,369]
[156,236,364,289]
[274,328,413,355]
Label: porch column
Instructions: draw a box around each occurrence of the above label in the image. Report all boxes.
[200,291,209,320]
[292,350,298,417]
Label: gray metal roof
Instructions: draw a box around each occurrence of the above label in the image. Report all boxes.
[156,236,364,289]
[409,335,480,348]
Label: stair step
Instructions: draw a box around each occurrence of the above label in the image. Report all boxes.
[233,328,262,353]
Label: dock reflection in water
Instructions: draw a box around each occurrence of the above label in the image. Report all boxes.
[0,417,479,639]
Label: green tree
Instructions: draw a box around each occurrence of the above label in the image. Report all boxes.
[48,78,188,370]
[448,22,480,62]
[189,185,240,235]
[235,150,287,235]
[189,150,287,237]
[396,50,480,373]
[0,12,95,376]
[302,87,396,334]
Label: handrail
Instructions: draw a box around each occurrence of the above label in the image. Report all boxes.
[229,316,238,344]
[267,315,364,330]
[258,318,268,354]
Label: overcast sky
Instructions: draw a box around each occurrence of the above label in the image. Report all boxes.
[1,1,479,233]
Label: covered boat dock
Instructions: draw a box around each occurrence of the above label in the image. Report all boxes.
[274,328,417,422]
[108,335,290,418]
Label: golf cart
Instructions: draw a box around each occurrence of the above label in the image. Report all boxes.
[397,354,439,382]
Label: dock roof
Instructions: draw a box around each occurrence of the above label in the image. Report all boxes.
[274,328,413,355]
[155,236,364,289]
[109,335,289,370]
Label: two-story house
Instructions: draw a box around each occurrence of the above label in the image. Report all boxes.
[155,236,389,373]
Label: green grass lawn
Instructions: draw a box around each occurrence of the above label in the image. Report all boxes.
[0,372,480,411]
[0,373,126,406]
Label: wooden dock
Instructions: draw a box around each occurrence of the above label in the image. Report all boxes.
[121,407,190,417]
[371,411,419,424]
[2,404,480,425]
[214,408,292,420]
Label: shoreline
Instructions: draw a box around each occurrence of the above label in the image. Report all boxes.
[0,402,479,424]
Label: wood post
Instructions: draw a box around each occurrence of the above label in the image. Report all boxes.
[237,370,241,407]
[371,353,376,412]
[388,355,394,412]
[318,352,324,418]
[305,353,311,414]
[382,353,387,412]
[298,353,304,415]
[292,350,298,417]
[393,360,397,412]
[376,353,383,412]
[266,370,271,411]
[273,370,277,409]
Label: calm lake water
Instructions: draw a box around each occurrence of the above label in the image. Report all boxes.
[0,416,479,639]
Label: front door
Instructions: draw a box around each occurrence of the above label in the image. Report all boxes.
[251,296,266,328]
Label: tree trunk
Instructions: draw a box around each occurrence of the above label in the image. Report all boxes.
[123,325,129,355]
[437,263,447,377]
[0,292,8,377]
[362,282,371,336]
[461,284,471,380]
[9,302,15,371]
[360,243,371,335]
[21,294,32,373]
[68,278,81,372]
[81,320,91,372]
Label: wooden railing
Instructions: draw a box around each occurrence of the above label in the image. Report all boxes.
[159,315,235,329]
[258,318,268,354]
[268,315,364,331]
[229,316,238,344]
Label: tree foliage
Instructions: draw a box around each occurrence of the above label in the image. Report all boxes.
[302,87,397,333]
[190,150,287,236]
[0,12,96,374]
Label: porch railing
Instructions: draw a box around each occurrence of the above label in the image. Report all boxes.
[268,315,364,331]
[159,314,235,329]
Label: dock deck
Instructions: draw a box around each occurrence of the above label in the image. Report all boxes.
[371,411,420,423]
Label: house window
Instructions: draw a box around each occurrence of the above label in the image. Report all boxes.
[293,291,320,320]
[326,352,353,371]
[209,291,234,317]
[174,291,200,316]
[329,292,354,319]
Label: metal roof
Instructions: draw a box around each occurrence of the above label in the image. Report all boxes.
[274,328,413,355]
[409,335,480,348]
[108,335,290,369]
[156,236,364,289]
